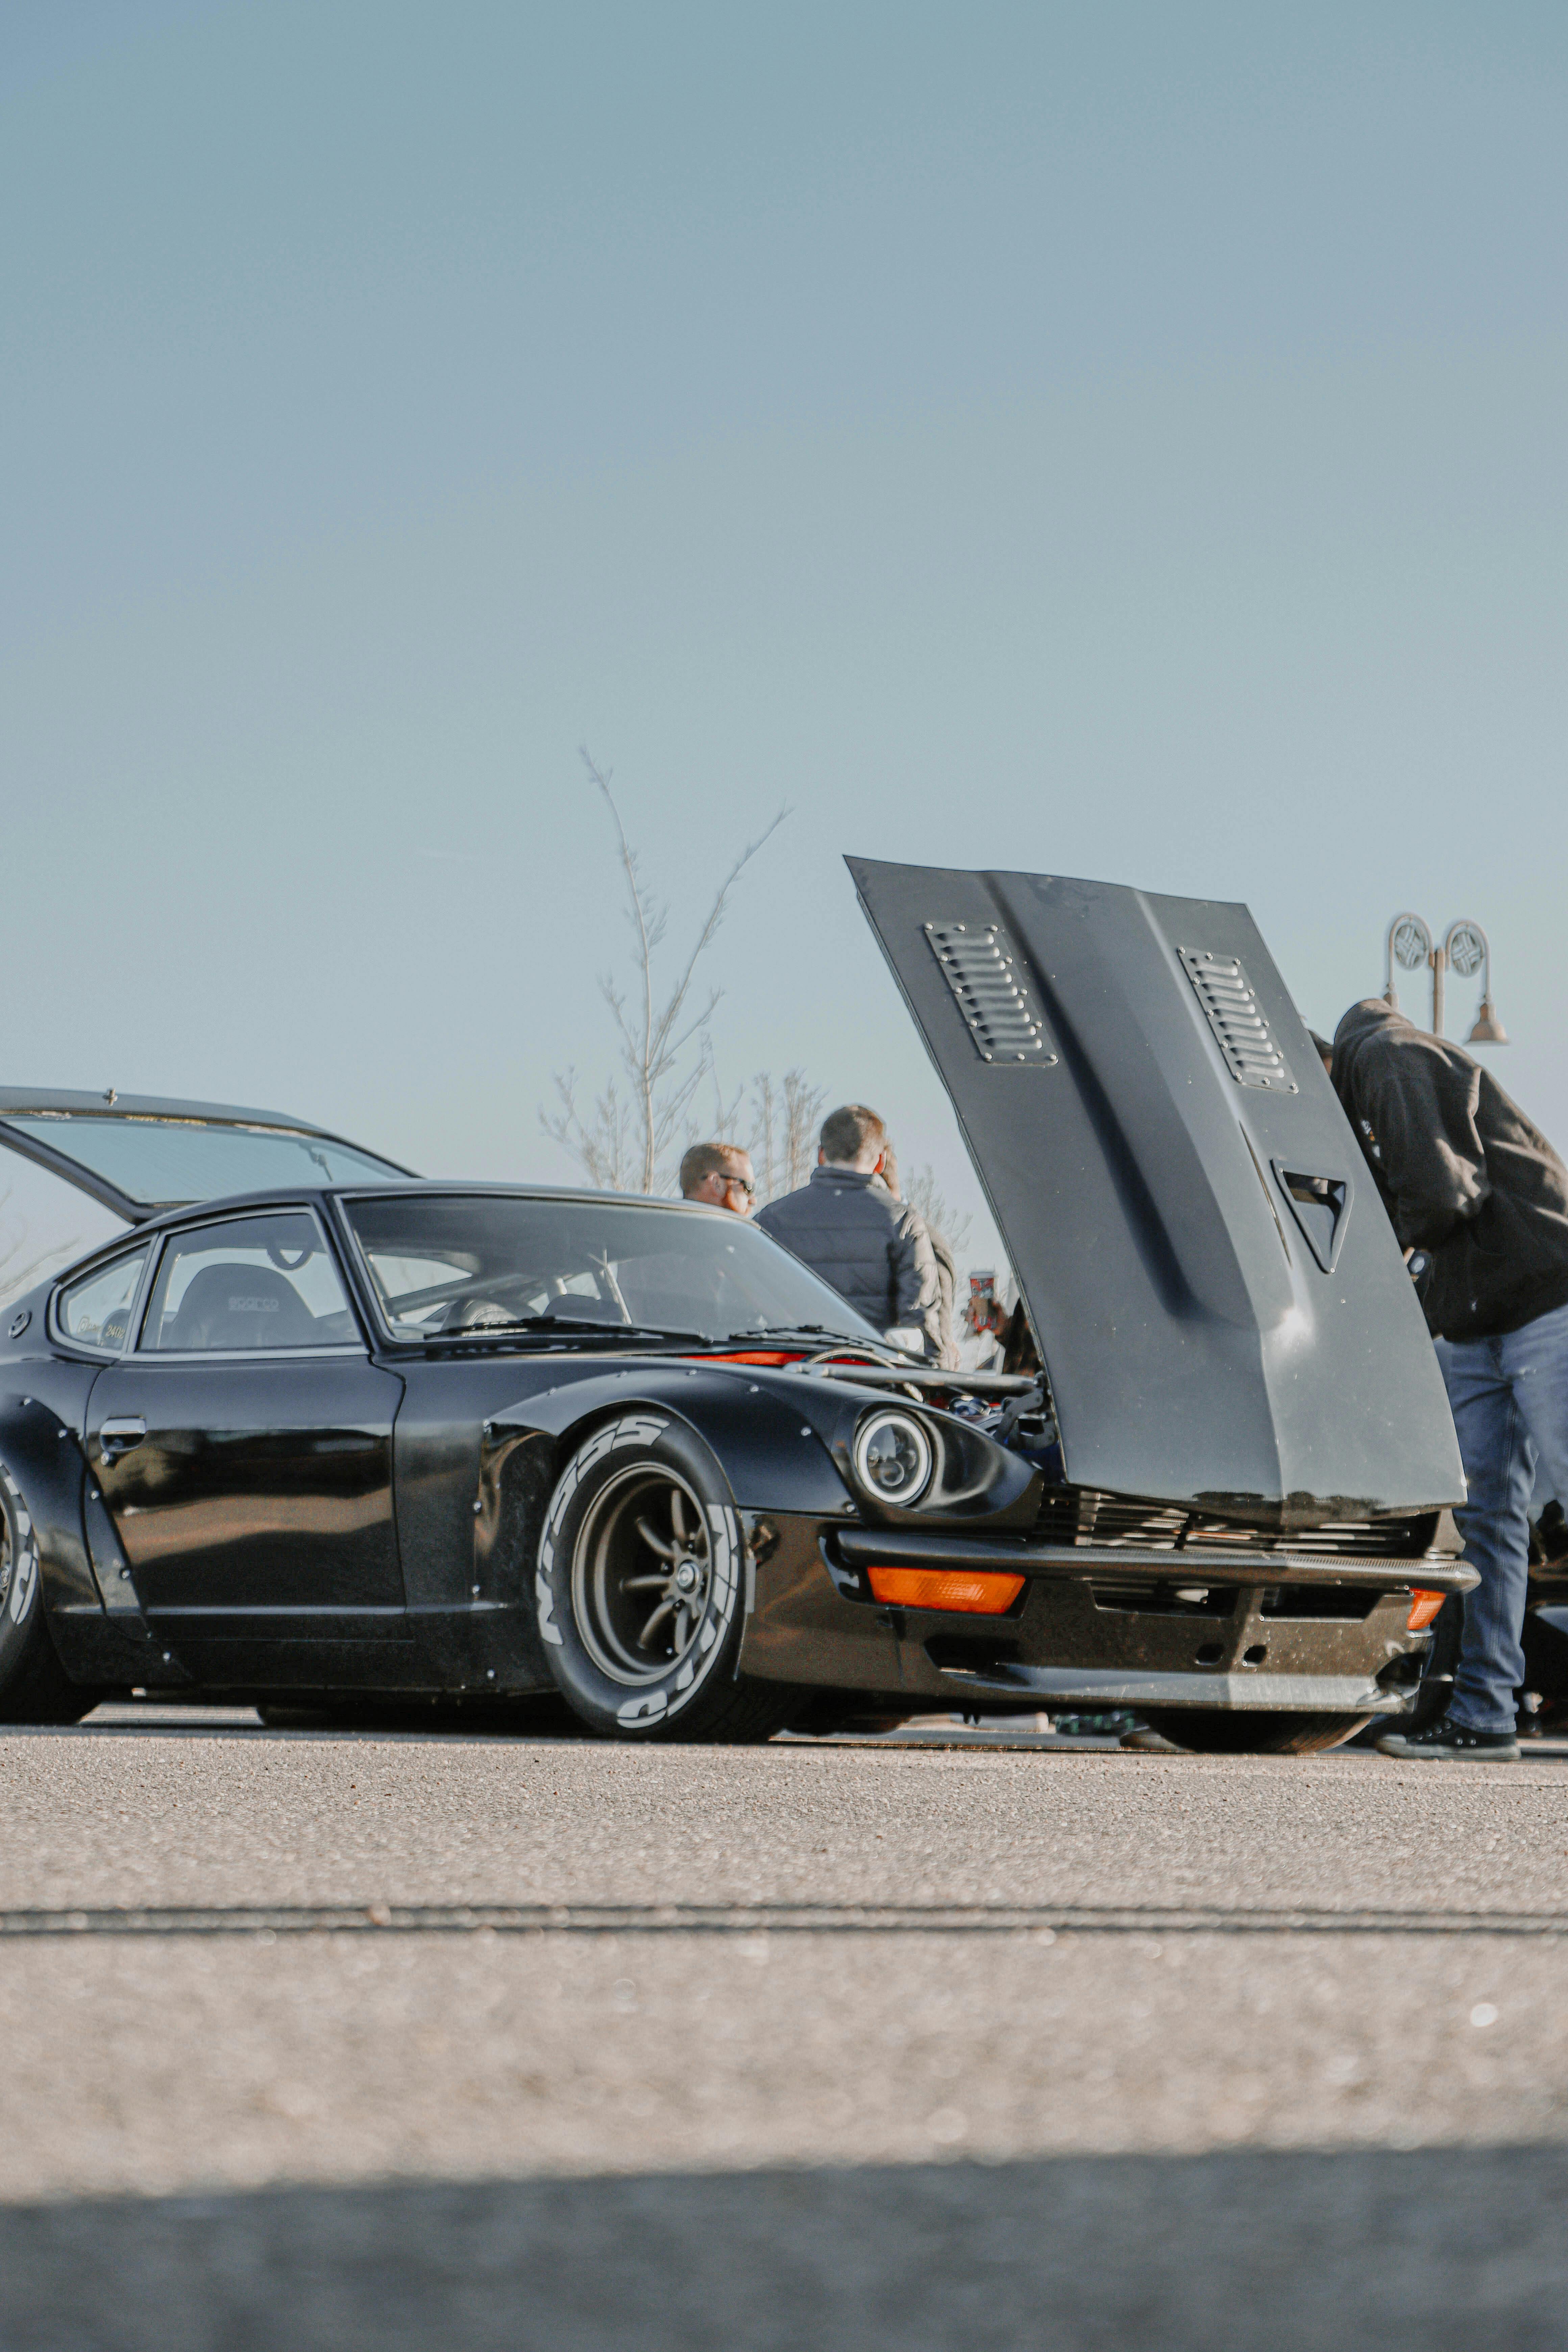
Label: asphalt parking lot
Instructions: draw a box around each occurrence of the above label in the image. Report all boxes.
[2,1706,1567,2350]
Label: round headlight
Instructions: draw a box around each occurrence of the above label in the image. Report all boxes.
[852,1409,935,1505]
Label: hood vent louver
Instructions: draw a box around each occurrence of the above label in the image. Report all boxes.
[1032,1487,1436,1558]
[1179,949,1297,1093]
[924,922,1058,1066]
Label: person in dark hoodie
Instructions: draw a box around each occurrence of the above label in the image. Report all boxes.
[1329,998,1568,1761]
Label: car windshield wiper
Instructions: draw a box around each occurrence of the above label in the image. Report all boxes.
[412,1314,711,1345]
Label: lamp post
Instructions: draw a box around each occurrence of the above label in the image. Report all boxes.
[1383,913,1508,1044]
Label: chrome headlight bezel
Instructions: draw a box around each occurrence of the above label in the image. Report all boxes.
[851,1407,936,1507]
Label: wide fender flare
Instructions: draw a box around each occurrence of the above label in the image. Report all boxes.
[486,1366,855,1516]
[0,1393,101,1618]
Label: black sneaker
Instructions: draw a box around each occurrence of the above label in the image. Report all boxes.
[1376,1715,1520,1762]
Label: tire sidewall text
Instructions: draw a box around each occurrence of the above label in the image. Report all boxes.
[0,1462,41,1675]
[536,1413,744,1734]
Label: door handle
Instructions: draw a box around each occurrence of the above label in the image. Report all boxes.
[99,1417,147,1461]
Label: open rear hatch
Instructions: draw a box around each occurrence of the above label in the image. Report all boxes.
[848,858,1464,1528]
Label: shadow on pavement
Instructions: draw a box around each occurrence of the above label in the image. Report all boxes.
[2,2142,1565,2350]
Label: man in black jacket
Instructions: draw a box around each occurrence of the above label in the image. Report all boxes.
[1330,999,1568,1760]
[756,1104,941,1355]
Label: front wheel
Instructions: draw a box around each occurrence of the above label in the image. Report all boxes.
[1142,1709,1371,1755]
[536,1414,797,1742]
[0,1459,97,1724]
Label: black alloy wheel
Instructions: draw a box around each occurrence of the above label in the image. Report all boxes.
[0,1459,97,1724]
[536,1415,797,1742]
[1142,1708,1371,1755]
[575,1468,715,1679]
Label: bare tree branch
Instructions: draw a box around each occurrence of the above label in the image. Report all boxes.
[903,1164,973,1258]
[782,1069,826,1195]
[542,753,789,1193]
[743,1069,826,1204]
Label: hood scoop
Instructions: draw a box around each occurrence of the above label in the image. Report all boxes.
[1273,1164,1353,1274]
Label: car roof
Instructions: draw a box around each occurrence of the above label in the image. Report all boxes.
[37,1181,743,1301]
[124,1180,720,1235]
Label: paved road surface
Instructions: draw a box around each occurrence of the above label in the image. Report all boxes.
[2,1705,1566,2348]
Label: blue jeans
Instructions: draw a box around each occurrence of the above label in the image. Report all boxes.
[1438,1299,1568,1733]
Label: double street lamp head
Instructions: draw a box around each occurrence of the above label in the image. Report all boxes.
[1381,912,1505,1044]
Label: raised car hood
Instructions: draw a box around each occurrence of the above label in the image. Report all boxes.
[849,858,1465,1525]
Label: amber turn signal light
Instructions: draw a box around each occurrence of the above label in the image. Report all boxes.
[1407,1589,1447,1631]
[865,1566,1026,1615]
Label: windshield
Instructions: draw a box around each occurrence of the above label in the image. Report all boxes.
[0,1114,412,1208]
[342,1193,885,1345]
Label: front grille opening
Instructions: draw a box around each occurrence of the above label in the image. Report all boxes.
[1260,1586,1382,1621]
[1034,1487,1439,1560]
[1034,1492,1190,1548]
[1090,1582,1239,1617]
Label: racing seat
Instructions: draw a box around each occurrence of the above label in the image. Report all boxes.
[161,1263,317,1350]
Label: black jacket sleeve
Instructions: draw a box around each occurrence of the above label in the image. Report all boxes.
[1352,1037,1490,1250]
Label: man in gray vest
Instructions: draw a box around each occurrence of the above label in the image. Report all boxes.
[756,1104,940,1356]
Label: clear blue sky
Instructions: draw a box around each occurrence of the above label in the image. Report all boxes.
[5,3,1565,1265]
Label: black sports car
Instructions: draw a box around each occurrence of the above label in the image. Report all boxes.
[0,866,1479,1750]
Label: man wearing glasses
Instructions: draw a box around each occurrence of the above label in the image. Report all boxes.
[679,1143,757,1217]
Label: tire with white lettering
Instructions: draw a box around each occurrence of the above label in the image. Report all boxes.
[0,1459,96,1723]
[536,1414,795,1741]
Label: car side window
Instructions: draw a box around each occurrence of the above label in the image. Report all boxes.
[57,1247,151,1351]
[140,1212,358,1353]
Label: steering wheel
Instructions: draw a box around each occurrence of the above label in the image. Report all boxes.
[448,1298,517,1330]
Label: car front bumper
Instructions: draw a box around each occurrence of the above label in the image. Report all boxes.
[738,1514,1477,1716]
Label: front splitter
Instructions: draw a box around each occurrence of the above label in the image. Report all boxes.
[934,1663,1405,1713]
